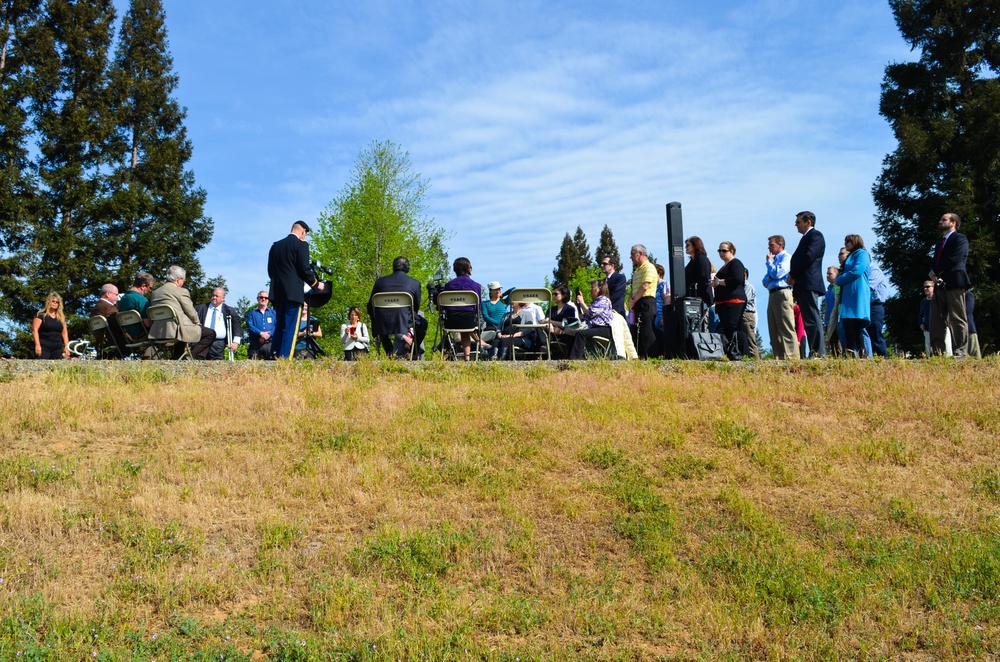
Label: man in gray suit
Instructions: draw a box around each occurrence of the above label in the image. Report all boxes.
[149,265,215,359]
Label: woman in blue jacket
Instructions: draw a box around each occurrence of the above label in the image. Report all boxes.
[834,234,871,358]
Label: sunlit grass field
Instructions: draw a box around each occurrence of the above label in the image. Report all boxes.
[1,358,998,660]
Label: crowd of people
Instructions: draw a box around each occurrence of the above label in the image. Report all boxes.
[30,211,978,362]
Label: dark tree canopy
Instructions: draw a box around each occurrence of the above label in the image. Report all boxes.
[0,0,212,356]
[594,224,621,270]
[553,226,592,286]
[874,0,1000,353]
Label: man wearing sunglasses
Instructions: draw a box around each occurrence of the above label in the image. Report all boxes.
[600,256,627,318]
[246,291,275,359]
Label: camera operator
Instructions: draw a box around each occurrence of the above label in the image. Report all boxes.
[267,220,325,360]
[368,256,425,358]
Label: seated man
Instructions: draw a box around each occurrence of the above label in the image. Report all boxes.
[149,265,216,359]
[368,256,425,358]
[90,283,127,354]
[246,290,275,359]
[195,287,241,360]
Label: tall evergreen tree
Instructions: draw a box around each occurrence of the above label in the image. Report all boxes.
[594,224,621,270]
[553,226,591,286]
[104,0,211,288]
[0,0,44,348]
[873,0,1000,352]
[12,0,117,326]
[572,226,592,270]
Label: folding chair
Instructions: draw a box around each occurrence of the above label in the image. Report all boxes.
[508,288,552,361]
[87,315,123,359]
[370,291,416,359]
[115,309,156,359]
[147,304,194,360]
[436,290,481,361]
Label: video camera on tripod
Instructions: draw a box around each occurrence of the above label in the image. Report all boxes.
[425,272,446,312]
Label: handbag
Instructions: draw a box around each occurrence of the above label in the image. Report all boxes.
[689,331,725,361]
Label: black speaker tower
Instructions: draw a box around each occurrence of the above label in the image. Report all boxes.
[665,202,685,300]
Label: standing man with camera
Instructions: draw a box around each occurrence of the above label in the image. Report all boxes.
[928,212,971,357]
[268,220,324,360]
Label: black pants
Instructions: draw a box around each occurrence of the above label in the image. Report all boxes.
[569,326,612,359]
[842,318,867,358]
[794,288,825,358]
[716,301,747,360]
[180,327,216,360]
[634,297,656,359]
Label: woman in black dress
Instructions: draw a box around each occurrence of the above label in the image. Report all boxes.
[684,236,714,331]
[32,292,69,359]
[710,241,748,360]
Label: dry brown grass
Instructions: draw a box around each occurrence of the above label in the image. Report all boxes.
[1,358,998,660]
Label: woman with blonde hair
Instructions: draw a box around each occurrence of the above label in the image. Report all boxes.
[32,292,70,359]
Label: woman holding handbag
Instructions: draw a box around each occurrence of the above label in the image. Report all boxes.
[340,306,370,360]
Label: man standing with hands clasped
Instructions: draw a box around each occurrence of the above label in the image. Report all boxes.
[788,211,826,358]
[268,220,325,360]
[928,212,971,358]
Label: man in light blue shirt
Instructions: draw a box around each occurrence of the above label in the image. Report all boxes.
[867,260,889,357]
[762,235,798,359]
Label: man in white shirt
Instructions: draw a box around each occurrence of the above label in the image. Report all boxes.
[195,288,241,360]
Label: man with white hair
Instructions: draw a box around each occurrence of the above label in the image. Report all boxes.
[196,287,241,360]
[628,244,657,359]
[149,265,216,359]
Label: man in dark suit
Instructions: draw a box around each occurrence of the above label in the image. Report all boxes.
[267,220,324,359]
[90,283,127,356]
[368,256,425,357]
[788,210,826,358]
[929,212,971,357]
[600,256,627,317]
[195,288,242,360]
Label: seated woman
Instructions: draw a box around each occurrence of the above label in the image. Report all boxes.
[294,302,323,359]
[340,306,370,360]
[32,292,70,359]
[494,299,547,359]
[442,257,483,361]
[547,284,578,358]
[555,279,613,359]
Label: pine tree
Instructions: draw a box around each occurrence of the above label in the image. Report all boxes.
[571,226,591,271]
[553,226,593,286]
[12,0,117,327]
[874,0,1000,352]
[104,0,211,289]
[0,0,45,349]
[594,224,621,270]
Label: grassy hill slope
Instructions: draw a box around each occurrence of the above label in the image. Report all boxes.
[1,359,998,660]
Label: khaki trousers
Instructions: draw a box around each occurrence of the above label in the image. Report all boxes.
[767,288,799,360]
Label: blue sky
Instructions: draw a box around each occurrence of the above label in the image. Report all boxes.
[123,0,912,345]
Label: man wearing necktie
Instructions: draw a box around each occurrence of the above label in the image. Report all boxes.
[195,288,242,360]
[928,212,971,357]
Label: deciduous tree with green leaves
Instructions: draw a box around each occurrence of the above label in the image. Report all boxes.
[874,0,1000,352]
[311,140,449,342]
